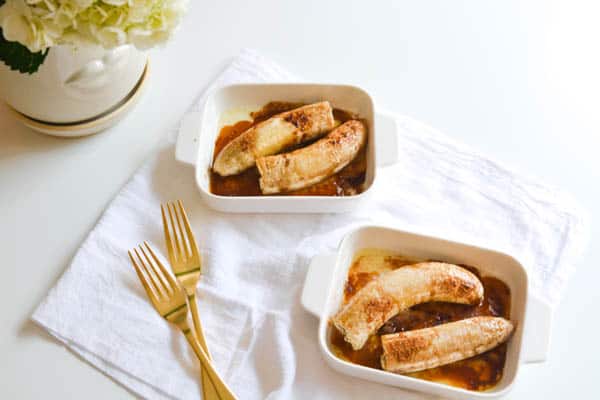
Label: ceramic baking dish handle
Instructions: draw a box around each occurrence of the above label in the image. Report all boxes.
[175,111,203,165]
[520,293,553,363]
[375,109,400,167]
[301,252,337,317]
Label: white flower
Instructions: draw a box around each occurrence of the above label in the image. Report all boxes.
[0,0,63,52]
[127,0,187,49]
[0,0,188,51]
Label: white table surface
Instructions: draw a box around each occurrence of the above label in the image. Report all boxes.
[1,1,599,399]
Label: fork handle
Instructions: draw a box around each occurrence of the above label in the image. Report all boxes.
[184,330,238,400]
[189,294,219,400]
[189,294,213,359]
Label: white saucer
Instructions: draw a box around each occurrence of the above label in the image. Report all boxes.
[6,62,149,138]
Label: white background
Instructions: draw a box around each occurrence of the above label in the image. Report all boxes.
[1,1,599,398]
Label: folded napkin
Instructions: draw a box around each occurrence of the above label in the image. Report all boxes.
[33,49,589,400]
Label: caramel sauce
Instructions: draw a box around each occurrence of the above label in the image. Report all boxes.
[209,102,367,196]
[330,251,511,391]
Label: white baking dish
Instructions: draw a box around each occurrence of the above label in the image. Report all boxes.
[301,226,552,399]
[175,83,400,213]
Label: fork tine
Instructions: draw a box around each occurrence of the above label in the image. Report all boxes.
[167,202,185,261]
[177,200,200,258]
[135,247,168,299]
[144,241,178,291]
[171,203,192,258]
[128,249,160,304]
[139,245,172,297]
[161,204,177,264]
[172,201,192,259]
[134,248,166,299]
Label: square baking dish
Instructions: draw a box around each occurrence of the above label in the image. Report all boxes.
[301,226,553,399]
[175,83,400,213]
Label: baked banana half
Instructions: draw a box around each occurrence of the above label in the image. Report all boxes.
[332,262,484,350]
[213,101,335,176]
[380,316,514,373]
[256,120,367,194]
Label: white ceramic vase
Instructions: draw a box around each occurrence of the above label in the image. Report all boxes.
[0,44,147,135]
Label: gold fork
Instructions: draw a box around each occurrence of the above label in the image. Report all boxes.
[128,242,237,400]
[161,200,218,400]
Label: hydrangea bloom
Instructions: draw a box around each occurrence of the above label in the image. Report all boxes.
[0,0,187,52]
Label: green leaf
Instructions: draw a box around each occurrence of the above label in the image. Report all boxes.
[0,25,49,74]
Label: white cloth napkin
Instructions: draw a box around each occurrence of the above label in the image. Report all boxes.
[33,49,589,400]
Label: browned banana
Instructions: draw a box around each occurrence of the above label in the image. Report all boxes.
[213,101,335,176]
[380,316,514,373]
[257,120,366,194]
[332,262,484,350]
